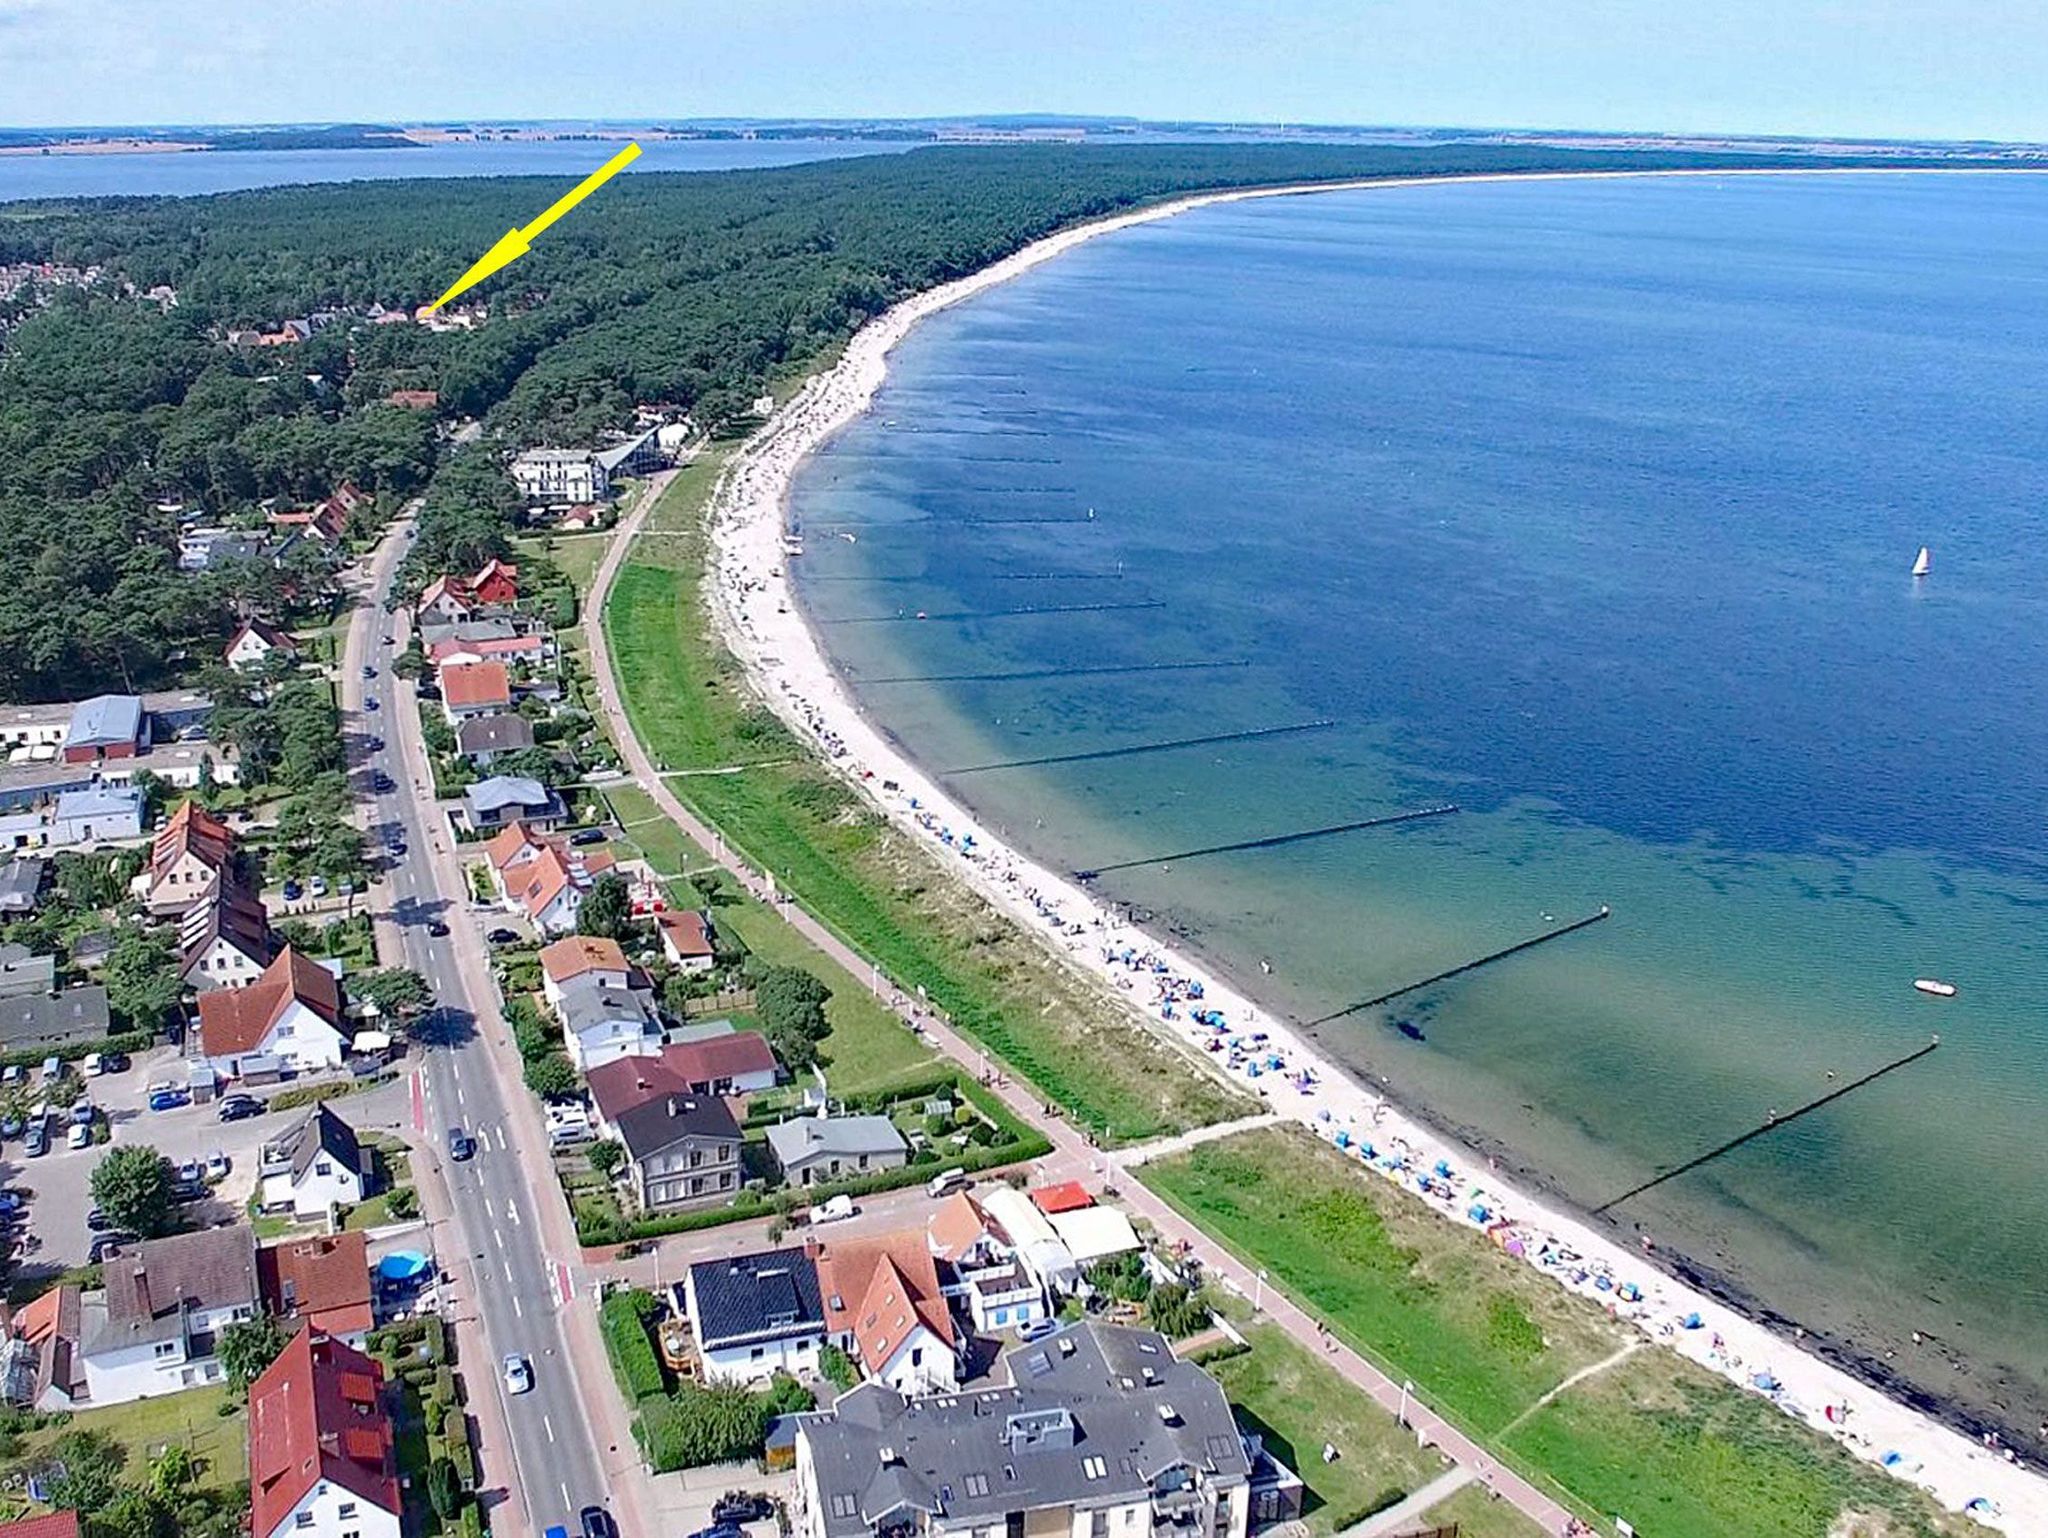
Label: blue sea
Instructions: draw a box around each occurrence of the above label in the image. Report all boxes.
[788,171,2048,1437]
[0,136,914,202]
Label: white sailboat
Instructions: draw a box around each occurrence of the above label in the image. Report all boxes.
[1911,546,1932,578]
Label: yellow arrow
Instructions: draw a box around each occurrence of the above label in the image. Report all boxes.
[425,141,643,313]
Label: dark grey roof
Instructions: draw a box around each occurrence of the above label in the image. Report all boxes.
[557,974,658,1037]
[614,1091,740,1164]
[0,987,109,1049]
[797,1322,1251,1538]
[455,713,535,755]
[0,859,42,914]
[86,1223,260,1355]
[686,1246,823,1351]
[463,776,558,817]
[0,944,54,1000]
[276,1103,364,1184]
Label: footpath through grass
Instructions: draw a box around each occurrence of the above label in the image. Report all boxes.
[602,450,1252,1143]
[1140,1128,1975,1538]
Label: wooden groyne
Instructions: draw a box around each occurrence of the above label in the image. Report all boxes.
[1076,803,1457,881]
[952,718,1336,776]
[1309,905,1613,1027]
[1592,1036,1943,1216]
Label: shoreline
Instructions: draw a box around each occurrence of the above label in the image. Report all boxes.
[699,167,2047,1532]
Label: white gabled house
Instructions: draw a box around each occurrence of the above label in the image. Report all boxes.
[248,1328,402,1538]
[195,947,348,1077]
[79,1225,261,1405]
[259,1104,373,1219]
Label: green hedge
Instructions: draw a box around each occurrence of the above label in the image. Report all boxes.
[443,1405,475,1487]
[600,1288,668,1402]
[267,1070,397,1114]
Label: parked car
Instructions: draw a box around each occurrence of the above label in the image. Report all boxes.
[0,1116,20,1140]
[569,827,608,846]
[66,1123,91,1151]
[86,1207,111,1232]
[81,1052,104,1077]
[447,1126,476,1162]
[713,1493,775,1526]
[217,1094,263,1122]
[282,880,304,901]
[68,1102,93,1126]
[1019,1317,1060,1343]
[87,1232,136,1264]
[501,1354,532,1395]
[23,1125,46,1157]
[427,920,450,938]
[812,1194,856,1224]
[100,1051,129,1074]
[175,1159,204,1185]
[147,1086,188,1112]
[486,928,520,946]
[169,1178,206,1204]
[580,1507,620,1538]
[205,1151,231,1182]
[415,683,441,701]
[309,875,328,898]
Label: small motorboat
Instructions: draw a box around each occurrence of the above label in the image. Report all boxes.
[1913,978,1957,998]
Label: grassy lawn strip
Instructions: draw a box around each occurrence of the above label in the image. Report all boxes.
[1139,1127,1972,1538]
[14,1383,247,1491]
[1416,1481,1553,1538]
[602,466,1254,1144]
[1206,1322,1441,1533]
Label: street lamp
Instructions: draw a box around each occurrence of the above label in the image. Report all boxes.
[1398,1379,1413,1429]
[1253,1268,1268,1313]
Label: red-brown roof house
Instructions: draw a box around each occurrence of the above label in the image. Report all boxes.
[657,909,716,971]
[258,1231,374,1343]
[0,1512,81,1538]
[196,947,348,1075]
[439,660,511,720]
[385,389,439,410]
[247,1328,401,1538]
[1028,1181,1095,1215]
[815,1231,959,1395]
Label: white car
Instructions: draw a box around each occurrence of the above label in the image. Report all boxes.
[502,1354,533,1395]
[813,1194,857,1224]
[65,1122,90,1151]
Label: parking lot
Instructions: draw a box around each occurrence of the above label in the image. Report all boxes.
[1,1045,411,1272]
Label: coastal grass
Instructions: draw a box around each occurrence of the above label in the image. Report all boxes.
[1140,1128,1976,1538]
[1206,1321,1442,1532]
[602,459,1255,1144]
[1416,1482,1553,1538]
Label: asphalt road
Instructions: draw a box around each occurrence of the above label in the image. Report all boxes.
[348,528,606,1534]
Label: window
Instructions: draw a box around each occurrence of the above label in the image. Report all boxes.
[154,1341,177,1359]
[964,1475,990,1499]
[1083,1457,1107,1480]
[719,1172,733,1190]
[338,1505,357,1519]
[1091,1513,1109,1538]
[751,1347,765,1360]
[910,1347,922,1366]
[689,1149,702,1168]
[295,1516,315,1530]
[315,1161,332,1176]
[858,1154,870,1169]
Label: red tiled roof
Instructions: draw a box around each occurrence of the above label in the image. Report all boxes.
[669,1031,776,1085]
[657,909,714,959]
[440,660,510,710]
[11,1282,78,1347]
[258,1232,373,1340]
[249,1328,399,1538]
[926,1192,994,1263]
[386,389,439,409]
[539,934,628,984]
[418,575,472,612]
[1029,1181,1094,1215]
[197,946,343,1058]
[427,633,545,664]
[515,845,576,922]
[816,1231,954,1373]
[484,820,547,872]
[225,619,296,659]
[0,1513,80,1538]
[153,798,235,878]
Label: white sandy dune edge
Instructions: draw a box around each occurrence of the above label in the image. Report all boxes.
[699,169,2046,1533]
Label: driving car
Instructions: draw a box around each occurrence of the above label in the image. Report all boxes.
[447,1126,475,1162]
[217,1093,263,1122]
[580,1507,621,1538]
[812,1194,856,1224]
[427,920,450,937]
[501,1354,532,1395]
[361,664,377,679]
[367,735,385,752]
[364,697,380,712]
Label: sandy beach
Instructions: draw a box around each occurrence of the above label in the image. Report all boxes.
[700,169,2048,1533]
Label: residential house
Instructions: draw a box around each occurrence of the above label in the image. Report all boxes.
[814,1231,960,1395]
[454,712,535,767]
[556,972,663,1072]
[143,798,238,916]
[417,560,520,626]
[926,1192,1049,1335]
[684,1246,824,1385]
[587,1033,778,1126]
[792,1323,1261,1538]
[196,947,349,1077]
[468,557,519,606]
[0,1511,79,1538]
[257,1232,374,1345]
[608,1088,741,1214]
[385,389,439,410]
[657,909,718,972]
[765,1114,909,1189]
[79,1224,261,1404]
[511,447,609,504]
[0,945,52,1000]
[538,935,632,1007]
[594,425,666,480]
[1029,1181,1095,1217]
[1046,1207,1144,1270]
[483,821,614,934]
[179,883,274,991]
[2,1281,84,1411]
[955,1257,1046,1336]
[225,619,299,673]
[977,1186,1081,1298]
[61,694,144,764]
[416,575,477,625]
[247,1328,402,1538]
[48,785,144,845]
[179,527,267,572]
[259,1104,373,1220]
[0,987,110,1054]
[440,661,512,724]
[428,632,550,670]
[459,774,562,833]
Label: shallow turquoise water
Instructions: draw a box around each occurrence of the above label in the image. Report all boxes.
[789,172,2048,1436]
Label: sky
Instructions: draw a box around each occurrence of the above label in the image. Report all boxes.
[1,0,2042,143]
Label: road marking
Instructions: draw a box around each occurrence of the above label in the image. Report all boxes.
[493,1227,504,1251]
[543,1413,555,1443]
[561,1482,572,1512]
[495,1124,508,1150]
[504,1259,516,1286]
[512,1293,524,1318]
[454,1082,466,1108]
[506,1199,521,1227]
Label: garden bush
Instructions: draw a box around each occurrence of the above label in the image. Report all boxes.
[600,1288,668,1402]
